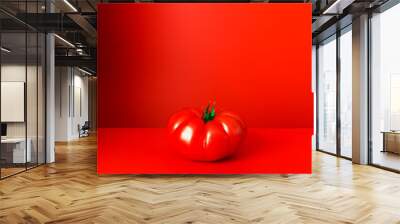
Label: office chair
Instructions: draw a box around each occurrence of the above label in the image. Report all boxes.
[79,121,90,138]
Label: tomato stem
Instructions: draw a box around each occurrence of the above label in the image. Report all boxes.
[203,101,216,123]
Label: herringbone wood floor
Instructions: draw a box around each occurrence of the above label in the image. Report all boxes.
[1,135,400,224]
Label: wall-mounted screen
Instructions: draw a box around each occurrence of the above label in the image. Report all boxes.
[1,82,25,122]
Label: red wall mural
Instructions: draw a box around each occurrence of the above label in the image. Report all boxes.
[98,3,313,174]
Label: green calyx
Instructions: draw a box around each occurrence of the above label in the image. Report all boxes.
[203,101,216,123]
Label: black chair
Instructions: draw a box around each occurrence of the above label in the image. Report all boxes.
[79,121,90,138]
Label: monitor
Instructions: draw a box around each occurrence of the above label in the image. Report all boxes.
[1,123,7,137]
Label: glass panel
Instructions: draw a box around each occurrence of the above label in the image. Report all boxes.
[340,28,352,158]
[0,1,46,179]
[312,46,317,150]
[1,30,27,177]
[27,31,38,169]
[38,32,45,165]
[371,4,400,171]
[26,0,39,169]
[318,36,337,154]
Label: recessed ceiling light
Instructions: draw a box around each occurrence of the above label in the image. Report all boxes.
[54,34,75,48]
[1,47,11,53]
[78,67,93,76]
[322,0,354,15]
[63,0,78,12]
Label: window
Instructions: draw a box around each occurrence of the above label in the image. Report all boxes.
[371,3,400,171]
[317,35,337,154]
[339,28,352,158]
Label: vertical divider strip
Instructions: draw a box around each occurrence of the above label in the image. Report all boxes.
[25,0,28,171]
[36,0,39,167]
[0,21,2,179]
[336,30,341,157]
[316,45,319,150]
[367,11,373,165]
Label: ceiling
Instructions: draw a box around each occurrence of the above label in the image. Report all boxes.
[0,0,394,74]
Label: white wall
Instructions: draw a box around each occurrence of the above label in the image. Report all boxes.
[88,78,97,131]
[1,65,39,137]
[1,63,46,164]
[55,67,89,141]
[55,66,70,141]
[73,73,89,137]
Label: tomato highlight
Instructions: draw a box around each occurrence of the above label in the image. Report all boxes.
[167,103,246,161]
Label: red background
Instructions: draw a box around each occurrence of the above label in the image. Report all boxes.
[98,3,313,174]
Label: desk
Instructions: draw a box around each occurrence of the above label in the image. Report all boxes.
[1,138,31,164]
[382,131,400,154]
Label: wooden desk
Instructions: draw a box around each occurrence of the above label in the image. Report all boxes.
[382,131,400,154]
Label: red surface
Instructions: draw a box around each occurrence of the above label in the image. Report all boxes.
[98,128,312,174]
[98,3,312,128]
[97,3,313,174]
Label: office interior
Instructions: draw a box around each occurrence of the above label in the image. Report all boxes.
[0,0,97,179]
[0,0,398,177]
[315,1,400,172]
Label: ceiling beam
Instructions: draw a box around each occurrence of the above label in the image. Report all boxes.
[55,55,96,71]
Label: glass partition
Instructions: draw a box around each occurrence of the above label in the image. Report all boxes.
[27,30,38,169]
[317,35,337,154]
[0,31,28,177]
[38,32,45,165]
[0,1,46,179]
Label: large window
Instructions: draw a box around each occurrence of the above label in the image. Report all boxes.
[317,35,337,154]
[339,28,352,158]
[371,3,400,171]
[317,26,353,158]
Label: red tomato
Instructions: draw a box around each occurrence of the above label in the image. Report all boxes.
[167,106,246,162]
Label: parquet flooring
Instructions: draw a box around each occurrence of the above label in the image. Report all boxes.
[1,135,400,223]
[1,167,25,178]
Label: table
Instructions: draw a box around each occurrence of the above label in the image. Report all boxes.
[1,138,32,164]
[382,131,400,154]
